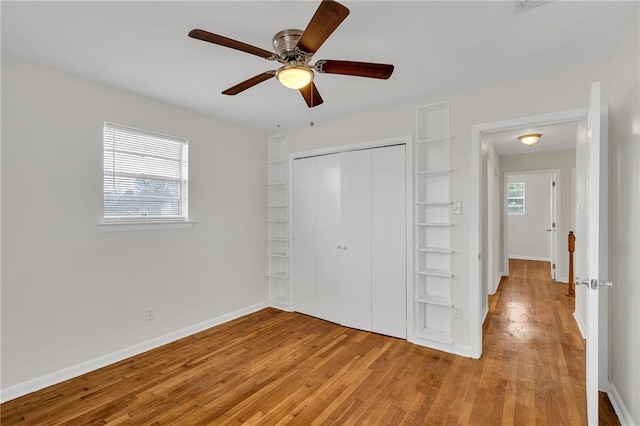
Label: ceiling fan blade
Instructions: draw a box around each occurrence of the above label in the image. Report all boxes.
[299,82,324,108]
[297,0,350,54]
[189,29,275,59]
[315,60,394,79]
[222,72,276,95]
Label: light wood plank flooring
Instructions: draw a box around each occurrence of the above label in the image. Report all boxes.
[1,259,619,424]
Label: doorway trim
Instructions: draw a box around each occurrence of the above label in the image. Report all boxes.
[470,107,588,358]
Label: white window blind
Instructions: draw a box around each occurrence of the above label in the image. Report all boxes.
[103,123,188,222]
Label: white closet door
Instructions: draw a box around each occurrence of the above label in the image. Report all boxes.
[292,157,317,317]
[316,154,342,323]
[371,145,407,338]
[340,149,373,331]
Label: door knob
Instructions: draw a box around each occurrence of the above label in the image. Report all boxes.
[575,277,614,289]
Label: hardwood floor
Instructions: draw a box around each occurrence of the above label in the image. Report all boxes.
[1,259,619,425]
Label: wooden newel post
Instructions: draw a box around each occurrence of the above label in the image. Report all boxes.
[568,231,575,297]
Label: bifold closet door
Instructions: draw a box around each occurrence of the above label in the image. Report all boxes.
[292,154,341,323]
[293,145,406,338]
[292,157,317,317]
[371,145,406,339]
[315,154,341,323]
[340,149,373,331]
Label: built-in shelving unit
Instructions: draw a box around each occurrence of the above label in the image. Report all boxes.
[267,135,290,307]
[414,101,454,345]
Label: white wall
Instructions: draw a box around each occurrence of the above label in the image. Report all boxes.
[605,4,640,424]
[501,151,575,282]
[481,137,501,317]
[506,173,552,261]
[1,56,268,390]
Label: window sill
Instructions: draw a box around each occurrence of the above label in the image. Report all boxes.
[98,220,196,233]
[508,213,527,217]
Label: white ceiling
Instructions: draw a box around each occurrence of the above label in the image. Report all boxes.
[488,121,578,156]
[2,1,635,132]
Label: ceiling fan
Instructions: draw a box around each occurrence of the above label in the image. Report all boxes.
[188,0,394,108]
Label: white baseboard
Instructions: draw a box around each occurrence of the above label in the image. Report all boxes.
[508,255,551,262]
[0,301,268,403]
[556,276,569,284]
[482,305,490,324]
[573,311,586,339]
[411,337,472,358]
[608,383,636,426]
[489,275,504,295]
[268,301,294,312]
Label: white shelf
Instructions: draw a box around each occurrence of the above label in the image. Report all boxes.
[415,295,452,307]
[415,327,453,344]
[415,201,452,206]
[266,252,288,258]
[414,102,453,350]
[267,135,289,307]
[415,137,453,144]
[415,268,453,278]
[266,272,289,279]
[415,247,454,254]
[415,169,452,175]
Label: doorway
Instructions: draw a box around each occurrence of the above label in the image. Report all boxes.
[503,169,559,281]
[470,107,589,358]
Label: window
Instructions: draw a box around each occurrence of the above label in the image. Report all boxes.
[103,123,188,223]
[507,182,525,214]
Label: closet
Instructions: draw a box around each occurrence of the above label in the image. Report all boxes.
[292,144,406,339]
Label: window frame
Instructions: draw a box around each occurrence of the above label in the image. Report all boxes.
[507,181,526,215]
[99,122,194,231]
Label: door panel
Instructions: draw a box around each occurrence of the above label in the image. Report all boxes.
[550,174,557,280]
[340,149,373,331]
[316,154,342,323]
[292,157,317,317]
[371,145,407,338]
[576,82,606,425]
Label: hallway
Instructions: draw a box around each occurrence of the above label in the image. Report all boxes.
[483,259,618,425]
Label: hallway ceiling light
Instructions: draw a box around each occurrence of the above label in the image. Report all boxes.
[518,133,541,146]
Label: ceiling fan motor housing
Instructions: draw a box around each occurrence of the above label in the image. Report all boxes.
[272,29,304,61]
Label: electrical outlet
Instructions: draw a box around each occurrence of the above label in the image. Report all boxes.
[452,201,462,215]
[145,307,154,321]
[453,306,462,319]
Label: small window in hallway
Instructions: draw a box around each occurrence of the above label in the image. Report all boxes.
[507,182,525,214]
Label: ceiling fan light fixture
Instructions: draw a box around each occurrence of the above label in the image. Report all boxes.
[276,65,314,89]
[518,133,541,146]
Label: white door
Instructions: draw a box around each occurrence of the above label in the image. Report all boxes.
[316,154,342,323]
[292,157,318,317]
[575,82,609,425]
[371,145,406,338]
[549,175,557,280]
[340,149,373,331]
